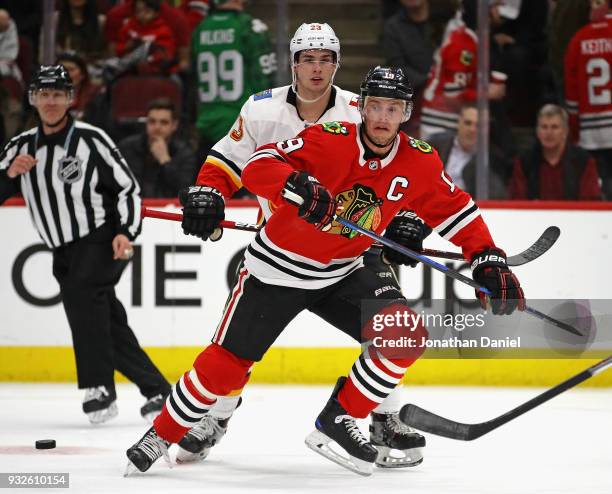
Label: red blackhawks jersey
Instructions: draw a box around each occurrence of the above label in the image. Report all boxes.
[565,14,612,150]
[239,122,496,289]
[420,16,478,139]
[195,85,360,221]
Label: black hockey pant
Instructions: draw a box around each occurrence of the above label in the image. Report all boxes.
[52,224,170,398]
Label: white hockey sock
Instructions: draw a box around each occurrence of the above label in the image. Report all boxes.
[372,386,402,415]
[209,394,241,420]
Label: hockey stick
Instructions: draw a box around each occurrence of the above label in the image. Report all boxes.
[144,203,487,292]
[504,226,560,266]
[142,207,261,233]
[400,355,612,441]
[421,226,560,266]
[281,189,583,337]
[141,208,559,267]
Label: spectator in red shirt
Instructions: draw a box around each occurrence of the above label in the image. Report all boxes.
[105,0,190,72]
[510,104,603,200]
[115,0,177,75]
[179,0,210,33]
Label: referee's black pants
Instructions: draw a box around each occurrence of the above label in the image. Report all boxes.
[52,224,170,398]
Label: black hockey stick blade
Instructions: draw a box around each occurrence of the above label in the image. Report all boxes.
[524,305,584,337]
[506,226,560,266]
[419,226,561,266]
[400,356,612,441]
[400,404,482,441]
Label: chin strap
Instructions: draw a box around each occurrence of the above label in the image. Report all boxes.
[293,62,339,104]
[295,83,332,104]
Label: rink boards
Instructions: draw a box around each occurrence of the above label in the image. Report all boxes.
[1,200,611,386]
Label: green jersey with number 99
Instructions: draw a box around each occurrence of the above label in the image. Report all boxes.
[192,10,276,143]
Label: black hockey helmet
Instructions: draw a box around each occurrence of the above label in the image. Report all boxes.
[29,65,74,104]
[359,66,413,121]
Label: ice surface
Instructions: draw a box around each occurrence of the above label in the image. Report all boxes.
[1,384,610,493]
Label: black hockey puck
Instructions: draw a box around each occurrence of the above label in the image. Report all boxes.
[35,439,56,450]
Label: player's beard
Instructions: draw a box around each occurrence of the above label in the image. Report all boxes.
[361,119,397,149]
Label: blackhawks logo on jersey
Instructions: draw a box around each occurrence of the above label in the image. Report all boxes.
[326,184,383,238]
[407,137,433,154]
[460,49,474,66]
[321,121,349,136]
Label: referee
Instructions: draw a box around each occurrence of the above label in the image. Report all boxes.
[0,65,170,424]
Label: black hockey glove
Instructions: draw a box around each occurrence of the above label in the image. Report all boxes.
[179,186,225,241]
[471,248,526,315]
[284,171,336,230]
[382,211,432,267]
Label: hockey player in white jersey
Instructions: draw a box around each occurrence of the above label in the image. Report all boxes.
[193,22,360,222]
[175,23,426,469]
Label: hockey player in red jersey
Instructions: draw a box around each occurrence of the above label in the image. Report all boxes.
[420,2,505,139]
[125,66,525,476]
[565,0,612,198]
[176,23,428,468]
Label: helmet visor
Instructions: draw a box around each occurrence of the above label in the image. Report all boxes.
[362,96,408,124]
[30,88,72,105]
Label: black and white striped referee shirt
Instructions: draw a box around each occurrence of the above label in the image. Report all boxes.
[0,117,141,248]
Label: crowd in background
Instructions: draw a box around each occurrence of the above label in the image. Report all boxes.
[0,0,610,201]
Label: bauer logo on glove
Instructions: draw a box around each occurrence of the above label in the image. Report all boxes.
[470,253,507,270]
[471,248,525,315]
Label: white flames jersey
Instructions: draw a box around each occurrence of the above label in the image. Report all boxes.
[196,85,361,219]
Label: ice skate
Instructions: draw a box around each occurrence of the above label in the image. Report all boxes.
[140,394,166,423]
[305,377,378,476]
[176,395,241,463]
[125,426,171,475]
[82,386,118,424]
[370,412,425,468]
[176,414,231,463]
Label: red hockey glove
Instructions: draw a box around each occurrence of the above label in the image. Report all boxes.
[471,248,526,315]
[284,171,336,230]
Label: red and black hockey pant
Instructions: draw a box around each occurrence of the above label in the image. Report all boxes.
[154,253,428,443]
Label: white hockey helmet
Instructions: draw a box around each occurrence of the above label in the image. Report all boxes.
[290,23,341,63]
[290,23,341,98]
